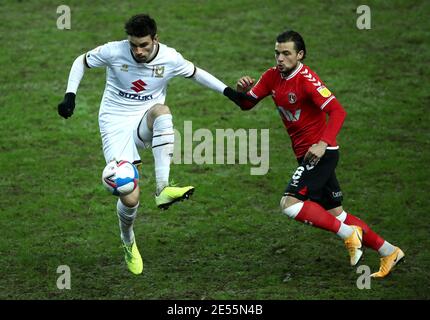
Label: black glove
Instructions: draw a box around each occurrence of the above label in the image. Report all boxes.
[223,87,243,106]
[58,92,76,119]
[223,87,258,109]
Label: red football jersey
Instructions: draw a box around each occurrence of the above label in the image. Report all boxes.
[248,63,345,158]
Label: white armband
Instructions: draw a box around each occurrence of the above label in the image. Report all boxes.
[66,54,86,94]
[192,67,227,94]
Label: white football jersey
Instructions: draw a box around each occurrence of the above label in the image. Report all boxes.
[85,40,195,118]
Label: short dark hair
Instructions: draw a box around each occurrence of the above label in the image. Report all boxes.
[276,30,306,60]
[125,14,157,38]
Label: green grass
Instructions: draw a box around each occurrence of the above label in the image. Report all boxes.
[0,0,429,299]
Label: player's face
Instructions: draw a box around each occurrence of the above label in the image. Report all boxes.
[128,35,158,63]
[275,41,304,74]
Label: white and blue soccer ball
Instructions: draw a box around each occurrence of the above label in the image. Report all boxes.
[102,160,139,196]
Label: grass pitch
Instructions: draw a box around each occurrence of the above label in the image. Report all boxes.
[0,0,429,299]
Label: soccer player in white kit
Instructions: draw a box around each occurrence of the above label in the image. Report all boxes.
[58,14,230,274]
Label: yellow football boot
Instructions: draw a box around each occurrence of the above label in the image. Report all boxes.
[155,186,195,210]
[344,226,363,266]
[371,247,405,278]
[122,240,143,275]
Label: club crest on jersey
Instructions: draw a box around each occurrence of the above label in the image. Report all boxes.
[317,86,332,98]
[288,92,297,104]
[120,64,128,72]
[152,65,165,78]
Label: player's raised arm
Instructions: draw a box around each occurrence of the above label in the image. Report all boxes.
[58,43,111,119]
[57,54,87,119]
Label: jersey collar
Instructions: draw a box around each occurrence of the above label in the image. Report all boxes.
[145,43,160,64]
[280,62,303,80]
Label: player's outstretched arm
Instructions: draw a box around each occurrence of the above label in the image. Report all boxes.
[189,67,258,110]
[223,87,258,110]
[224,75,259,110]
[191,67,228,94]
[58,54,87,119]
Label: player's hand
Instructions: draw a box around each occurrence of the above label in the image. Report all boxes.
[236,76,255,93]
[58,92,76,119]
[304,141,328,166]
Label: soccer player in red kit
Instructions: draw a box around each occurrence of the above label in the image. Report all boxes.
[222,30,404,278]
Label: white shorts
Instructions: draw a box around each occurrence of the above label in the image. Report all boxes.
[99,109,153,164]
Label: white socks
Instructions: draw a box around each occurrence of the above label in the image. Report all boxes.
[336,211,347,222]
[335,210,354,239]
[117,199,138,245]
[152,114,175,195]
[336,223,354,240]
[378,241,396,256]
[336,210,396,256]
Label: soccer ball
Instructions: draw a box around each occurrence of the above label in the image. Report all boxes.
[102,160,139,196]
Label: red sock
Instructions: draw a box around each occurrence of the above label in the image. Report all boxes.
[344,213,385,251]
[295,201,341,233]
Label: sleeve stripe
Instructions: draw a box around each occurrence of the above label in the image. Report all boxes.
[249,90,258,99]
[185,65,197,78]
[320,96,335,110]
[84,54,91,68]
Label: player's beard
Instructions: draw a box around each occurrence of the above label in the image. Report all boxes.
[133,52,149,63]
[279,62,299,77]
[134,55,146,63]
